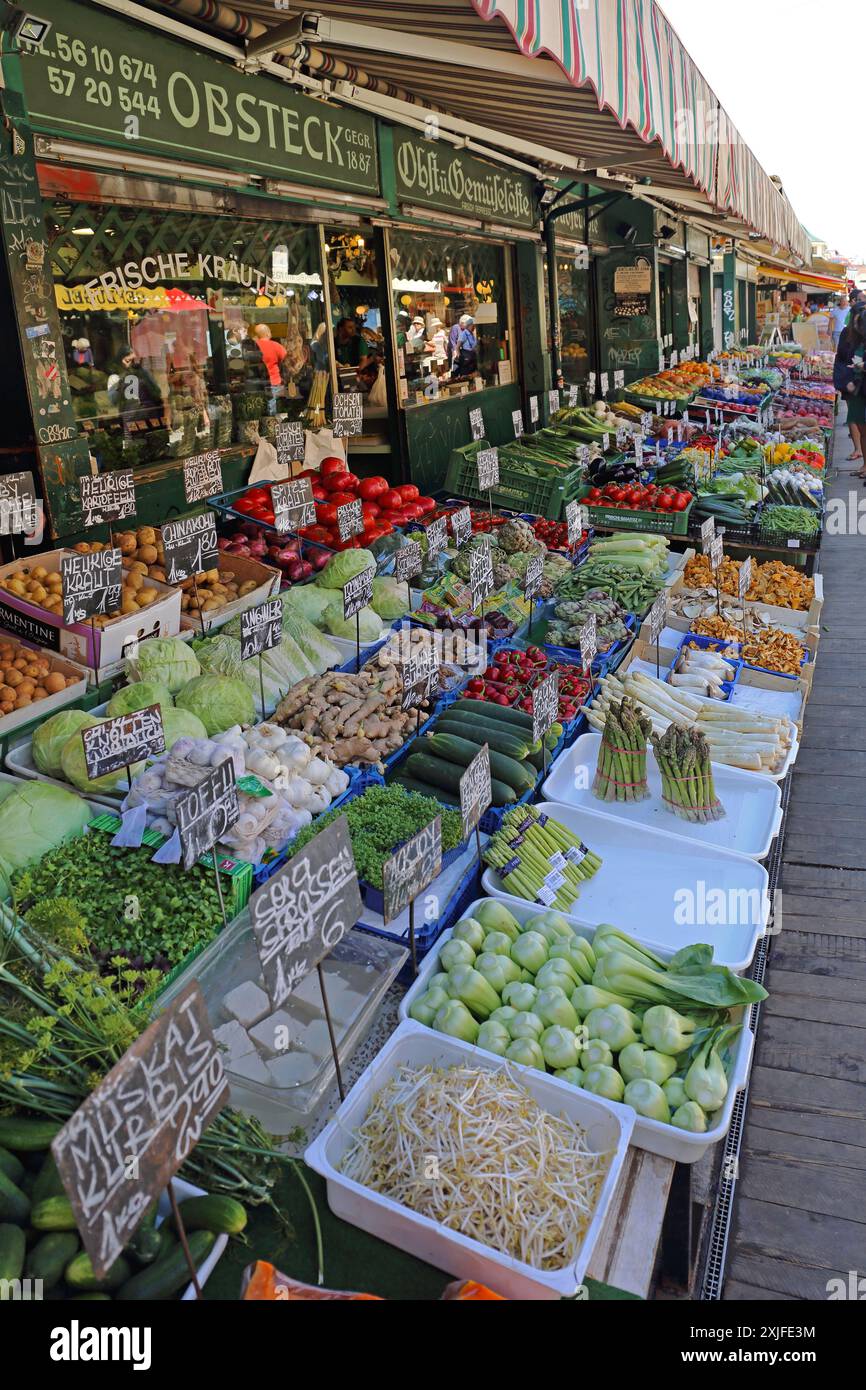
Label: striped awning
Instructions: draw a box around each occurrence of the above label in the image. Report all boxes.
[758,264,847,293]
[148,0,811,260]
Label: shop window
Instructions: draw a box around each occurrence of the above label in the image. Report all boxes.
[389,229,512,404]
[324,225,390,430]
[555,248,591,384]
[43,199,328,470]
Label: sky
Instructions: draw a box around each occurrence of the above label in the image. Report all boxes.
[658,0,866,262]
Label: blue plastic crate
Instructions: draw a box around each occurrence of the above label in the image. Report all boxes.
[360,839,467,918]
[250,767,383,888]
[538,609,636,676]
[680,629,808,683]
[356,849,483,976]
[670,634,743,701]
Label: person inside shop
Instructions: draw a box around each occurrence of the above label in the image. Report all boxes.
[829,296,849,349]
[310,322,330,372]
[450,314,478,379]
[107,348,164,429]
[253,324,287,415]
[334,316,362,367]
[834,307,866,469]
[407,315,427,353]
[447,313,472,367]
[426,316,448,364]
[395,310,411,351]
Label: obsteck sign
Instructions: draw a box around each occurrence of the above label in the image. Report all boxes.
[460,743,491,838]
[183,451,223,504]
[79,469,136,528]
[532,671,559,745]
[61,548,122,624]
[175,757,239,871]
[248,816,362,1006]
[342,564,375,620]
[161,513,218,584]
[52,981,229,1278]
[382,816,442,925]
[81,703,165,780]
[240,598,282,661]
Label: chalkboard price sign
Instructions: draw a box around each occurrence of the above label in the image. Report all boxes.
[451,505,472,548]
[183,450,224,504]
[476,447,499,492]
[577,612,597,673]
[460,743,491,839]
[709,534,724,572]
[240,598,283,661]
[700,516,716,554]
[176,757,240,872]
[647,591,668,644]
[548,389,560,416]
[249,815,362,1005]
[382,816,442,925]
[275,419,305,469]
[272,478,315,533]
[532,671,560,746]
[424,514,448,558]
[565,499,587,550]
[511,409,524,438]
[337,498,364,542]
[469,406,484,441]
[738,555,752,600]
[343,564,375,619]
[395,540,423,583]
[400,643,439,711]
[0,472,38,535]
[333,392,363,438]
[469,542,494,608]
[81,703,165,780]
[162,513,219,584]
[524,551,545,602]
[52,981,229,1278]
[61,548,122,624]
[79,470,136,529]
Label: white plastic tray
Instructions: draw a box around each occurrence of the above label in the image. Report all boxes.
[5,736,123,807]
[543,732,783,860]
[305,1019,634,1297]
[399,901,755,1163]
[482,801,769,972]
[158,1178,228,1300]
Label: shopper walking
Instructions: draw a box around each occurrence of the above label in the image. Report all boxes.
[834,308,866,468]
[253,324,287,414]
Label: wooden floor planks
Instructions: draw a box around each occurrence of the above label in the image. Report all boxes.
[724,419,866,1301]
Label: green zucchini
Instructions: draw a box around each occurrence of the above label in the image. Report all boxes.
[0,1223,25,1291]
[126,1203,162,1265]
[65,1250,131,1292]
[25,1232,79,1290]
[433,714,530,759]
[406,753,516,805]
[0,1169,30,1225]
[424,734,535,793]
[457,697,535,728]
[31,1154,65,1206]
[117,1230,216,1301]
[443,705,559,750]
[30,1195,77,1231]
[0,1118,62,1152]
[389,775,461,806]
[0,1147,25,1186]
[170,1195,247,1236]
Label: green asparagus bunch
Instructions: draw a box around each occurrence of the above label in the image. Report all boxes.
[592,697,653,803]
[483,805,602,910]
[653,725,725,823]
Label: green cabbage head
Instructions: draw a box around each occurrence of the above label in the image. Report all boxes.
[175,673,255,735]
[32,709,101,779]
[106,680,174,719]
[0,782,91,896]
[125,636,200,695]
[60,721,144,795]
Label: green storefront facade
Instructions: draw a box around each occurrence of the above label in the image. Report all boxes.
[0,0,720,539]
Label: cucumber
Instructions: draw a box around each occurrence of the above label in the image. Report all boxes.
[117,1230,216,1301]
[0,1223,26,1291]
[25,1232,79,1290]
[424,734,535,793]
[65,1250,131,1292]
[434,714,530,759]
[0,1169,30,1225]
[389,775,461,806]
[30,1195,77,1231]
[406,753,516,805]
[0,1118,62,1152]
[126,1203,162,1265]
[0,1147,25,1186]
[31,1154,65,1206]
[170,1195,247,1236]
[457,697,534,729]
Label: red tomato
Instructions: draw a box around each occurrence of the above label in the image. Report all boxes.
[415,496,437,513]
[673,492,691,511]
[401,502,426,520]
[333,537,360,551]
[327,491,356,506]
[340,473,360,490]
[358,476,389,500]
[380,489,405,510]
[297,468,320,480]
[311,485,328,502]
[376,520,394,535]
[233,497,257,514]
[316,502,338,525]
[300,524,333,544]
[398,484,420,501]
[323,472,354,493]
[361,501,380,520]
[320,457,346,476]
[245,488,271,505]
[386,509,411,526]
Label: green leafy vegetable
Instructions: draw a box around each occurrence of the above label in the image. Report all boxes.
[32,709,100,779]
[175,673,255,735]
[126,636,200,695]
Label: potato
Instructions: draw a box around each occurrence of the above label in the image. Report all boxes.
[0,685,15,703]
[0,702,11,715]
[5,669,22,687]
[137,526,156,546]
[149,566,166,583]
[119,532,137,555]
[136,589,158,607]
[7,579,26,597]
[137,544,158,565]
[125,571,144,592]
[65,675,78,687]
[31,565,48,581]
[121,597,139,615]
[46,572,62,589]
[239,579,258,597]
[220,571,235,584]
[44,672,66,694]
[203,568,220,584]
[23,662,42,679]
[13,693,31,709]
[129,560,148,575]
[32,687,48,701]
[74,542,91,554]
[202,598,221,612]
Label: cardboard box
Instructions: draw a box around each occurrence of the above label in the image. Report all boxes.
[0,549,180,678]
[641,550,822,641]
[179,553,280,634]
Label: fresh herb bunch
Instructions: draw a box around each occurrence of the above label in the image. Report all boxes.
[14,832,225,972]
[286,783,463,887]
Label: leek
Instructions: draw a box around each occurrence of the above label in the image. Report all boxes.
[535,986,579,1030]
[540,1025,581,1071]
[432,1000,479,1044]
[585,1004,640,1052]
[583,1064,625,1103]
[623,1078,670,1123]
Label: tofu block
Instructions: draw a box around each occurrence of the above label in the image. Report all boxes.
[230,1049,273,1085]
[292,1017,335,1059]
[214,1020,255,1064]
[249,1009,296,1057]
[224,980,271,1029]
[267,1052,318,1087]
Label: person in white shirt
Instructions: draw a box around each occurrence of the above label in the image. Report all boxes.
[829,297,849,349]
[426,317,448,363]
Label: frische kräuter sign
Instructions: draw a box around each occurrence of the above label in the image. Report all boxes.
[161,512,218,584]
[248,815,363,1006]
[61,548,122,624]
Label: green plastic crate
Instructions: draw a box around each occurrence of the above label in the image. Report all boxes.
[444,440,569,519]
[575,486,693,536]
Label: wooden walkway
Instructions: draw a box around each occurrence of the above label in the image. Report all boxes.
[724,414,866,1300]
